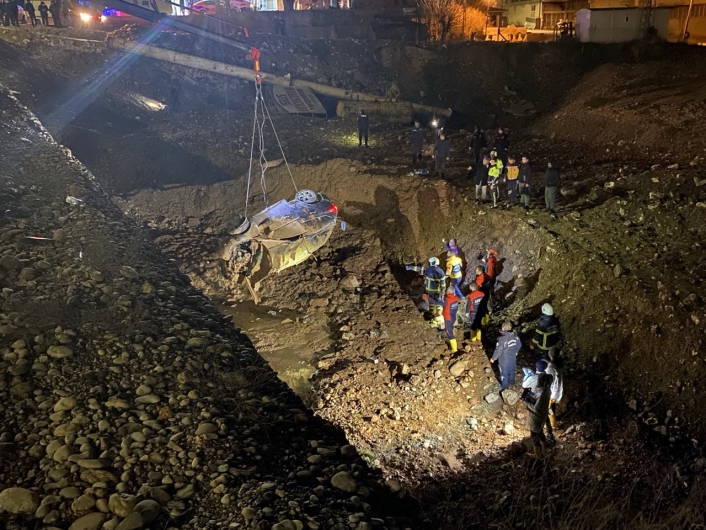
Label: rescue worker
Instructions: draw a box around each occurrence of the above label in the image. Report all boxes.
[545,161,560,214]
[357,110,369,148]
[475,156,489,203]
[522,367,553,458]
[434,133,450,177]
[475,265,491,326]
[445,242,463,298]
[410,120,425,165]
[406,257,446,329]
[535,358,563,443]
[505,156,519,206]
[470,126,486,165]
[482,248,498,310]
[38,0,47,24]
[488,159,502,208]
[518,155,532,210]
[495,127,510,165]
[442,286,460,352]
[490,321,521,390]
[474,265,488,294]
[530,303,562,361]
[466,282,485,342]
[445,238,459,255]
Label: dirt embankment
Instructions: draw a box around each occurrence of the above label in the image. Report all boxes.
[0,90,417,530]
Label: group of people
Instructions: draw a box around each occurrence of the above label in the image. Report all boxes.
[1,0,60,27]
[468,126,560,214]
[407,239,564,458]
[403,120,562,215]
[406,240,496,352]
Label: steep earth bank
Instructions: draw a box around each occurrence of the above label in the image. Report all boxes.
[0,91,415,530]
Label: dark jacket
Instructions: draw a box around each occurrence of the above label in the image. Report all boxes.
[434,138,450,160]
[25,1,34,13]
[9,0,18,14]
[532,315,561,350]
[518,161,532,186]
[410,127,425,150]
[491,330,521,370]
[475,163,489,185]
[38,2,48,14]
[471,130,486,150]
[357,113,369,132]
[526,372,553,433]
[545,167,560,187]
[495,132,510,154]
[0,2,7,15]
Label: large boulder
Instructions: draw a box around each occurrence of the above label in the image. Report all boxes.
[331,471,357,492]
[0,487,40,515]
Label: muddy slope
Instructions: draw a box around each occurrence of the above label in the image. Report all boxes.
[0,90,416,530]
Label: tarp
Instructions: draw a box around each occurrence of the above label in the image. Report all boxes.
[272,86,326,115]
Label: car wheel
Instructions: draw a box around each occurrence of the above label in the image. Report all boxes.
[295,189,319,204]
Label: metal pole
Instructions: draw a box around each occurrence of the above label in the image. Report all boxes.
[682,0,695,41]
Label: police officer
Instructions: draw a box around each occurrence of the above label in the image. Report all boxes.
[406,257,446,329]
[410,120,425,165]
[490,321,521,390]
[530,303,562,361]
[357,110,369,147]
[442,286,460,352]
[488,159,502,208]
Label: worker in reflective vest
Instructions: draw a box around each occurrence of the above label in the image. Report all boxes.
[530,303,562,361]
[446,245,463,298]
[406,257,446,328]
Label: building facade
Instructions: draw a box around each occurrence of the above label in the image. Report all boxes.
[504,0,588,29]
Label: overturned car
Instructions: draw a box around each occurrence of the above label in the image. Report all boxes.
[221,190,338,300]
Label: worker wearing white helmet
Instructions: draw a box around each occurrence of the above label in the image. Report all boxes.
[530,303,562,361]
[406,257,447,329]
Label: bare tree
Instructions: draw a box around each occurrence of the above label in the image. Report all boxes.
[419,0,486,41]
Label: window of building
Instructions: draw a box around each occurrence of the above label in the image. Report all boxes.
[531,4,535,12]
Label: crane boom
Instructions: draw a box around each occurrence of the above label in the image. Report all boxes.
[92,0,261,78]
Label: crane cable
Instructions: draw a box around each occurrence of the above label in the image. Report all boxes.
[244,80,298,217]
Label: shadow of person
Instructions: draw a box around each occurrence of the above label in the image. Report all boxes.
[344,186,416,259]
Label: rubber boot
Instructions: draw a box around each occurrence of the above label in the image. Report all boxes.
[527,445,543,459]
[471,329,481,342]
[448,339,458,353]
[541,441,550,457]
[481,314,490,327]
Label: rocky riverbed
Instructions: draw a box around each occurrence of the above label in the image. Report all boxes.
[0,90,415,529]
